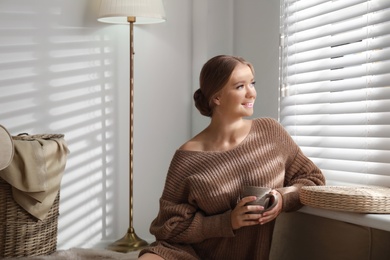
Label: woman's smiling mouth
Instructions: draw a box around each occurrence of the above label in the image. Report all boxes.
[243,102,254,108]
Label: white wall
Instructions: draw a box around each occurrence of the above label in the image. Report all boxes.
[233,0,280,120]
[0,0,279,249]
[191,0,234,134]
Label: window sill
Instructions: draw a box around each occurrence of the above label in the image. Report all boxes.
[299,206,390,232]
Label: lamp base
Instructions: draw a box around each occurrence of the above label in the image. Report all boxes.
[106,228,149,253]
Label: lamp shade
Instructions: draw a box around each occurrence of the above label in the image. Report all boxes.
[97,0,166,24]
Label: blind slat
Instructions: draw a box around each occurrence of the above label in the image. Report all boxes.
[301,147,390,164]
[322,169,390,187]
[286,47,390,75]
[288,8,390,43]
[281,86,390,106]
[281,112,390,126]
[293,136,390,150]
[284,34,390,65]
[283,125,390,138]
[285,21,390,56]
[286,0,366,26]
[285,60,390,84]
[282,73,390,95]
[309,158,390,177]
[284,0,330,13]
[281,101,390,117]
[285,0,390,33]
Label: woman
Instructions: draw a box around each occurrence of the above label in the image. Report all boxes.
[139,55,325,260]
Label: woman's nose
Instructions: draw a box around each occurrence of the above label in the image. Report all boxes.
[246,85,256,98]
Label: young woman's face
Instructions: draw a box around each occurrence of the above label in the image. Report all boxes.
[213,63,256,118]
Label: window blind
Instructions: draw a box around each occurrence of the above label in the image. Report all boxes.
[279,0,390,187]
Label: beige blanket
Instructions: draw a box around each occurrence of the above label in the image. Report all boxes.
[0,136,69,220]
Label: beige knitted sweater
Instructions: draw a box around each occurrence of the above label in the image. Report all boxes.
[140,118,325,260]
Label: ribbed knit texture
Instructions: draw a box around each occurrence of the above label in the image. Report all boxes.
[140,118,325,260]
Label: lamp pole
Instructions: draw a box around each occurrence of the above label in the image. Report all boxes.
[106,17,148,253]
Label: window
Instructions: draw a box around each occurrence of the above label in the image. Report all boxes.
[279,0,390,187]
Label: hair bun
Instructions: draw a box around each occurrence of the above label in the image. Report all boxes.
[193,89,212,117]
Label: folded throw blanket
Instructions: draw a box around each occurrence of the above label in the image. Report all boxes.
[0,134,69,220]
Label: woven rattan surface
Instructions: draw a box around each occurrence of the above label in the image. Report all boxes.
[300,185,390,213]
[0,177,59,257]
[13,133,64,141]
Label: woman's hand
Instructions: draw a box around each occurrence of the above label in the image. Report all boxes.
[231,196,264,230]
[258,190,283,225]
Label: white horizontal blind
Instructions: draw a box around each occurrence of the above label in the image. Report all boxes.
[280,0,390,187]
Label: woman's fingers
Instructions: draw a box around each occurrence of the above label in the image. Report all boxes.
[232,196,265,229]
[258,190,283,225]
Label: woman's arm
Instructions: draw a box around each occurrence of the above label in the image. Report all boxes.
[150,197,234,244]
[278,148,325,212]
[149,152,235,244]
[272,120,326,212]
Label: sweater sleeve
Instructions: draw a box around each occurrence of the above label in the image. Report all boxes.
[149,152,235,244]
[277,148,325,211]
[150,198,234,244]
[271,120,326,212]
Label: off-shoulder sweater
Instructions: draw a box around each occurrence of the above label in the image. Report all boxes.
[139,118,325,260]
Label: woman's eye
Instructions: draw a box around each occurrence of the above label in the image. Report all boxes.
[250,81,256,87]
[236,84,244,89]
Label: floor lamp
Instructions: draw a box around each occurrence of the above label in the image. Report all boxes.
[97,0,166,253]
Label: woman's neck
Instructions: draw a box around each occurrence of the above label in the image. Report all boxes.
[202,118,252,151]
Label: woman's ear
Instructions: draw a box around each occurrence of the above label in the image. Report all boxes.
[213,95,221,106]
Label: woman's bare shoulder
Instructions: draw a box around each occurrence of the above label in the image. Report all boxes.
[179,133,205,151]
[179,139,203,151]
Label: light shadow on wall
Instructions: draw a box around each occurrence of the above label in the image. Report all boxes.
[0,0,120,249]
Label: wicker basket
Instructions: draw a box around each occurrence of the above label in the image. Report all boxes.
[0,177,59,257]
[300,185,390,213]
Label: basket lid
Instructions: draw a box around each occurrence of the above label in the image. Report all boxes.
[0,125,14,171]
[300,185,390,213]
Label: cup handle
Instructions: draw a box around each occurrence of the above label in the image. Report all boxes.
[263,193,278,212]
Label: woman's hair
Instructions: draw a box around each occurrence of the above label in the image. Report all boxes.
[194,55,254,117]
